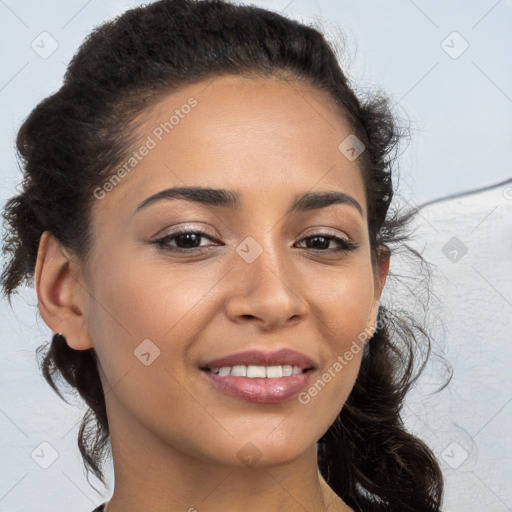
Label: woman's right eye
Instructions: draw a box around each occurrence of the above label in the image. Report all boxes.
[153,229,220,252]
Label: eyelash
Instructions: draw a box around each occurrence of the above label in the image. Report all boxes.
[152,227,359,254]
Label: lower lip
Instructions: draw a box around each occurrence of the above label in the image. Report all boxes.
[201,369,314,404]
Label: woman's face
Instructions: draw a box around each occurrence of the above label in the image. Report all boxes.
[78,74,388,467]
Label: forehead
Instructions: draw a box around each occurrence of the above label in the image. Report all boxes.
[92,74,367,220]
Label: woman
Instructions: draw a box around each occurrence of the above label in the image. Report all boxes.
[1,0,447,510]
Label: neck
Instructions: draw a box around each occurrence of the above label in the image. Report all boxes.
[102,397,351,512]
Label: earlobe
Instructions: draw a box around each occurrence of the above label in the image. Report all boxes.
[35,231,93,350]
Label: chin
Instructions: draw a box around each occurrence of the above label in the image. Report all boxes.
[226,438,312,470]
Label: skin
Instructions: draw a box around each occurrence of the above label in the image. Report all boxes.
[35,74,390,512]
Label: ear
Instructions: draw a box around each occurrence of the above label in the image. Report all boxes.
[35,231,93,350]
[367,246,391,332]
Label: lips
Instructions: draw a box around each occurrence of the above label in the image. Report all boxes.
[200,348,316,371]
[199,348,317,403]
[202,370,314,403]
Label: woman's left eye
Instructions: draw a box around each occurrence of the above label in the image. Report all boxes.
[152,229,358,254]
[295,234,358,253]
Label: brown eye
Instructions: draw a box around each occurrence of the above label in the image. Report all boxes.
[296,234,358,253]
[153,229,220,252]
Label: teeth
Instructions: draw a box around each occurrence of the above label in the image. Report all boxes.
[266,365,282,378]
[247,365,266,378]
[230,365,246,376]
[282,365,293,376]
[209,364,305,378]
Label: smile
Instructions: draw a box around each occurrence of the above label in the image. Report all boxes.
[206,364,306,378]
[201,366,315,403]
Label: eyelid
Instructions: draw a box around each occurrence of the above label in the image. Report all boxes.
[300,226,354,243]
[153,223,219,240]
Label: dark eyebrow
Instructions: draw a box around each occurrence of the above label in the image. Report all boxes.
[135,186,363,217]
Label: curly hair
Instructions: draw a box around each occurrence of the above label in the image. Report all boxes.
[1,0,451,510]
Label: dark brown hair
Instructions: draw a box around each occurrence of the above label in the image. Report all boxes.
[1,1,451,510]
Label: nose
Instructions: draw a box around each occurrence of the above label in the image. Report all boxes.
[223,239,308,331]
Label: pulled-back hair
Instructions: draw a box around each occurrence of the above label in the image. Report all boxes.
[1,1,451,510]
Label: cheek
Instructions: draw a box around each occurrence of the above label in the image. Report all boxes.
[87,248,218,342]
[84,247,227,398]
[300,261,374,413]
[84,251,205,431]
[309,257,375,341]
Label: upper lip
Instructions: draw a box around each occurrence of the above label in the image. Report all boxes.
[200,348,316,370]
